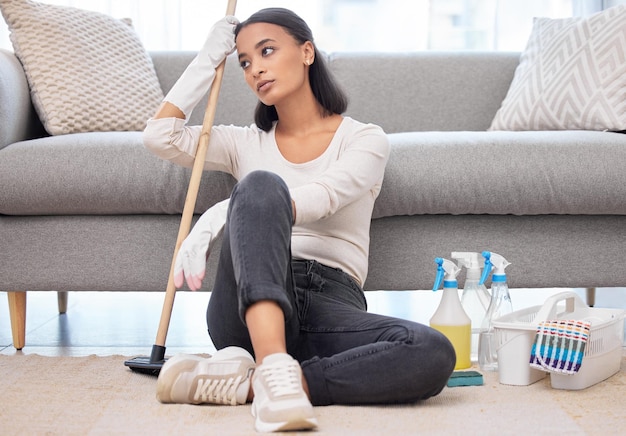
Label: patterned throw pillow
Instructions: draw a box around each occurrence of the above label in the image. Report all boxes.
[489,5,626,131]
[0,0,163,135]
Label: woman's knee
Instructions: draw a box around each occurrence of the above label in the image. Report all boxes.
[380,321,456,376]
[230,171,293,224]
[414,328,455,398]
[428,328,456,372]
[233,171,290,203]
[390,323,455,400]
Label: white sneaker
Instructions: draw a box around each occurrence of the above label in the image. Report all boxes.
[251,353,318,433]
[156,346,255,405]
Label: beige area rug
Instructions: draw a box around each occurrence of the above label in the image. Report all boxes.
[0,353,624,435]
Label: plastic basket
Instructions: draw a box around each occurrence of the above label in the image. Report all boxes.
[492,291,625,388]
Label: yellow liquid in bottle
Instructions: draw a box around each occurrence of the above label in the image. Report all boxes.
[430,323,472,370]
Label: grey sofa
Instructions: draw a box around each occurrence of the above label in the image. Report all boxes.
[2,49,625,349]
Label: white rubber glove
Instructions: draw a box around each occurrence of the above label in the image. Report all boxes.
[174,198,230,290]
[164,16,239,118]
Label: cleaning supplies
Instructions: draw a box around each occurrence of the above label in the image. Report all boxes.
[451,252,491,362]
[431,257,471,370]
[447,370,484,387]
[529,319,591,375]
[477,251,513,371]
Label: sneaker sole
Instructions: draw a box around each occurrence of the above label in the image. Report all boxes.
[252,402,318,433]
[255,416,318,433]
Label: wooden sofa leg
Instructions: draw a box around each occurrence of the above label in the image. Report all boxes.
[7,291,26,350]
[57,291,68,314]
[586,287,596,307]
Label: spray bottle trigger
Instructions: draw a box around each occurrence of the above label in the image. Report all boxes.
[433,257,445,291]
[479,251,492,285]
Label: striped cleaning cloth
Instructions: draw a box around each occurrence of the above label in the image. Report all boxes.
[529,319,591,375]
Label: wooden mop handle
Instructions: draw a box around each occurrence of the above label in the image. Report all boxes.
[155,0,238,347]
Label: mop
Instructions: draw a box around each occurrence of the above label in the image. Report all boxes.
[124,0,238,375]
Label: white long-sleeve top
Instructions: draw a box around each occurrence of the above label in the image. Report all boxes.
[143,116,390,285]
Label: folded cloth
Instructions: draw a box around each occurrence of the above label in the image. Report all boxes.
[529,319,591,375]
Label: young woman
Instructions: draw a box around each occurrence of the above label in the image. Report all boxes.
[143,8,455,433]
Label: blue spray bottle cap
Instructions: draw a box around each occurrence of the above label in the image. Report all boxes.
[479,251,511,284]
[433,257,461,291]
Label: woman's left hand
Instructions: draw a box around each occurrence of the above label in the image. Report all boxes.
[174,199,229,290]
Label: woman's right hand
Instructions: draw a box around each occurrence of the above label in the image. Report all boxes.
[159,16,239,120]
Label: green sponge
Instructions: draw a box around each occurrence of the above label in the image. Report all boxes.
[447,370,484,387]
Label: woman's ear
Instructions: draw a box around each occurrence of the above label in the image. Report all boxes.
[303,41,315,65]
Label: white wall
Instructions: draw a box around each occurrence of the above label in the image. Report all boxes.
[1,0,623,53]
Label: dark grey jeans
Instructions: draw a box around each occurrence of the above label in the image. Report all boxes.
[207,170,455,406]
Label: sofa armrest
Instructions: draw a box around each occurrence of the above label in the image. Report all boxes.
[0,49,46,150]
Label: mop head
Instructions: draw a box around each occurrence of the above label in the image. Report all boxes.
[529,319,591,375]
[447,370,484,387]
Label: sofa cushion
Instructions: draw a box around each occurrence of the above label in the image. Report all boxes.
[489,5,626,131]
[0,0,163,135]
[2,130,625,218]
[0,132,235,216]
[373,130,626,218]
[330,52,519,133]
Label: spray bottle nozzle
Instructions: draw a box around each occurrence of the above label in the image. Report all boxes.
[432,257,461,291]
[479,251,511,285]
[451,252,484,281]
[451,252,484,270]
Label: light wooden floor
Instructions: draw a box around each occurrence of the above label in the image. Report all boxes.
[1,287,625,357]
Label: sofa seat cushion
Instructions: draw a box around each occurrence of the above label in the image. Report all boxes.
[0,132,235,215]
[2,130,625,218]
[373,130,626,218]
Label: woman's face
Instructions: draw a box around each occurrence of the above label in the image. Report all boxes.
[236,22,313,107]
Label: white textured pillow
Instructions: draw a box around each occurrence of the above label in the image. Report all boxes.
[489,5,626,131]
[0,0,164,135]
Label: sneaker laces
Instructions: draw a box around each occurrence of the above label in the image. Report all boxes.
[258,360,302,398]
[193,375,244,405]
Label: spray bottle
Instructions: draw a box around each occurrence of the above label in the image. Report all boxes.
[477,251,513,371]
[451,252,491,362]
[430,257,471,370]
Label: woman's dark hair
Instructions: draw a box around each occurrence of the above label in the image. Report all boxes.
[235,8,348,132]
